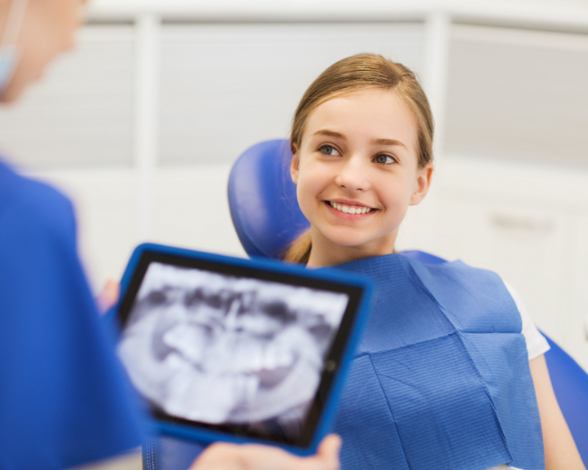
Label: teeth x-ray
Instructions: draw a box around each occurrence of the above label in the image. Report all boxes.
[118,262,349,440]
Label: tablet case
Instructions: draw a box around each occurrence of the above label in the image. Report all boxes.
[115,242,372,456]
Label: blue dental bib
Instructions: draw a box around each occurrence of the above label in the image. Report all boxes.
[331,252,544,470]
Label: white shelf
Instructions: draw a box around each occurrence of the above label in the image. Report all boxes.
[88,0,588,31]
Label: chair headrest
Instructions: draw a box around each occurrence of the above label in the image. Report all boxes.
[228,139,309,259]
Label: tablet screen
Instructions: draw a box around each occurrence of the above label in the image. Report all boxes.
[116,247,365,449]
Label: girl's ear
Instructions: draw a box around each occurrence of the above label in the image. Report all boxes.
[410,163,434,205]
[290,144,300,184]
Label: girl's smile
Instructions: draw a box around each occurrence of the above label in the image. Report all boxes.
[324,199,378,219]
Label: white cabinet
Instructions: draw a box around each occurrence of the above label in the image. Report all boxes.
[1,2,587,367]
[159,22,426,165]
[0,25,135,168]
[149,166,242,255]
[436,21,588,368]
[572,216,588,368]
[444,25,588,168]
[406,153,588,369]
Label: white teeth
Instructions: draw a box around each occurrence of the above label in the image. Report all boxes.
[330,201,372,215]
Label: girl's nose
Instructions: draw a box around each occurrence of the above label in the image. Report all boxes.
[334,157,370,191]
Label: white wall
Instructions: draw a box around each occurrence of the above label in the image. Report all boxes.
[1,0,587,368]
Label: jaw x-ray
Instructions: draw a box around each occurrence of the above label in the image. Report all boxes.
[118,262,349,441]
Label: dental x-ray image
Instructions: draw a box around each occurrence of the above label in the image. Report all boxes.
[118,262,349,441]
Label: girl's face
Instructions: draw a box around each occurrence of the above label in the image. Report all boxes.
[291,87,433,267]
[0,0,84,103]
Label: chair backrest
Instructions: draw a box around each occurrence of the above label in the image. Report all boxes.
[228,139,588,465]
[228,139,308,259]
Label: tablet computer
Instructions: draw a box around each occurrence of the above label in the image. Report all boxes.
[114,243,371,455]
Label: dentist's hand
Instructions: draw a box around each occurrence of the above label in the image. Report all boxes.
[96,279,119,314]
[190,434,341,470]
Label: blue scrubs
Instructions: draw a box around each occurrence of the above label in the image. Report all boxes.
[0,160,145,469]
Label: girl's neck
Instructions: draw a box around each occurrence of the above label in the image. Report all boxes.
[306,231,396,268]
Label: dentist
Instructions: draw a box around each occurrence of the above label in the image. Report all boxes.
[0,0,340,468]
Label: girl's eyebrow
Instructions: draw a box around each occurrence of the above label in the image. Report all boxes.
[313,129,407,149]
[312,129,346,139]
[373,138,407,149]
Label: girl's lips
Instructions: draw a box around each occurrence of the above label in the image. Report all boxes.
[327,198,374,209]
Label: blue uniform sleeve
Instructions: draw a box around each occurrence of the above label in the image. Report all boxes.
[0,183,146,469]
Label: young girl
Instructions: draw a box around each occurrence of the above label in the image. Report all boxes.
[283,53,583,469]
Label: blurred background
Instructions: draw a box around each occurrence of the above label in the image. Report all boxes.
[0,0,586,369]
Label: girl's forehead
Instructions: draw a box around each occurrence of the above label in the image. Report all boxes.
[304,88,417,145]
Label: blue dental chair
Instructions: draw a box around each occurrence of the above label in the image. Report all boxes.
[228,138,588,465]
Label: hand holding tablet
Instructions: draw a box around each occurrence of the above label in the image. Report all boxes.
[191,434,342,470]
[113,243,371,455]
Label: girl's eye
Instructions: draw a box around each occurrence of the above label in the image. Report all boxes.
[373,154,396,165]
[318,144,340,157]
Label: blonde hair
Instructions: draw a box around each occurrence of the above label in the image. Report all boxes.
[284,53,434,264]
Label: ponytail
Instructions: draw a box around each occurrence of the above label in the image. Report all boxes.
[283,229,312,264]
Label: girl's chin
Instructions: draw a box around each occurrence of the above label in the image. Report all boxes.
[321,237,380,254]
[318,231,394,255]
